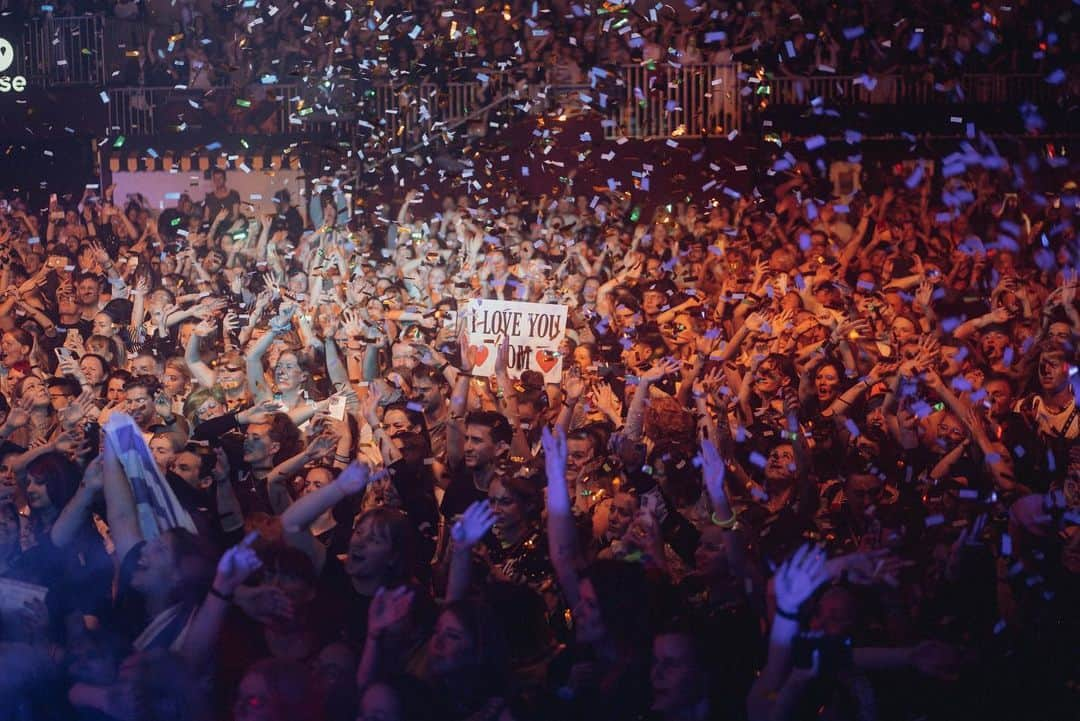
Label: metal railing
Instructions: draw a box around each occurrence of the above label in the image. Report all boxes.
[105,65,1067,140]
[26,15,105,85]
[615,63,744,139]
[762,72,1059,106]
[106,79,517,139]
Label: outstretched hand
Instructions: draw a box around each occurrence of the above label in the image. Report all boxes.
[333,460,373,496]
[541,425,568,490]
[451,500,496,550]
[214,531,263,596]
[774,544,830,617]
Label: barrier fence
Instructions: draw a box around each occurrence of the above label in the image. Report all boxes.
[25,14,106,86]
[763,72,1058,107]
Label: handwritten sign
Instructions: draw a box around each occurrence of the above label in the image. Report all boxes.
[0,577,47,631]
[463,299,568,383]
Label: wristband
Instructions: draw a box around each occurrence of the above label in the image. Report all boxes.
[775,605,800,621]
[209,586,233,603]
[437,362,450,374]
[710,510,738,529]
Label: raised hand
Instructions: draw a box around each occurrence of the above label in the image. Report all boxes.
[213,531,263,596]
[698,439,727,507]
[590,382,623,420]
[641,356,681,384]
[342,308,365,339]
[494,333,511,378]
[562,368,585,402]
[1061,268,1077,306]
[236,399,286,425]
[694,365,723,400]
[541,425,568,489]
[451,500,496,549]
[193,318,217,338]
[359,385,383,427]
[744,311,767,334]
[333,460,373,496]
[367,586,415,640]
[914,279,934,310]
[60,389,98,429]
[222,310,240,335]
[2,396,33,431]
[305,429,339,461]
[774,544,830,616]
[234,584,294,626]
[985,305,1012,324]
[867,360,899,383]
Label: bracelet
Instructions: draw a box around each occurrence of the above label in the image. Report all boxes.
[775,605,800,621]
[208,586,233,603]
[710,510,738,529]
[437,362,449,374]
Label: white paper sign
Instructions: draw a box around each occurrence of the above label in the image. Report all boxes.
[463,299,568,383]
[0,577,47,630]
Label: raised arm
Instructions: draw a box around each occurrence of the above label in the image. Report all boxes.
[50,454,104,548]
[102,422,145,562]
[542,427,581,610]
[186,320,218,389]
[747,544,831,721]
[178,533,262,668]
[445,500,496,602]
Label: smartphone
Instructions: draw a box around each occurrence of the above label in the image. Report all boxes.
[328,394,347,421]
[55,347,75,363]
[792,632,854,675]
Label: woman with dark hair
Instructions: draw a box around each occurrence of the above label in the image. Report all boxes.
[420,600,510,720]
[302,494,424,650]
[799,356,852,472]
[0,452,112,636]
[445,465,551,603]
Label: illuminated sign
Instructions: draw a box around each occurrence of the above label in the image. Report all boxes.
[0,37,26,93]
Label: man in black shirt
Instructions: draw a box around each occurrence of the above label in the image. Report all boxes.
[203,168,240,222]
[439,410,513,522]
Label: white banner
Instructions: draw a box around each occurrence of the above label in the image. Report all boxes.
[463,299,568,383]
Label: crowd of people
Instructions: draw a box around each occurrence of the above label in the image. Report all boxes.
[98,0,1078,90]
[0,122,1075,721]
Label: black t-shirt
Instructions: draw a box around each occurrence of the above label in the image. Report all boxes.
[316,553,374,652]
[438,463,489,521]
[203,189,240,220]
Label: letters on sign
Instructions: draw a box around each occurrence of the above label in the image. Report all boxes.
[463,299,568,383]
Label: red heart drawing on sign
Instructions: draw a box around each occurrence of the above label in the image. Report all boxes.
[469,345,489,368]
[535,350,558,373]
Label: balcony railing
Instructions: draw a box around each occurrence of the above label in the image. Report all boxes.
[25,14,106,85]
[761,72,1059,106]
[103,64,1069,142]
